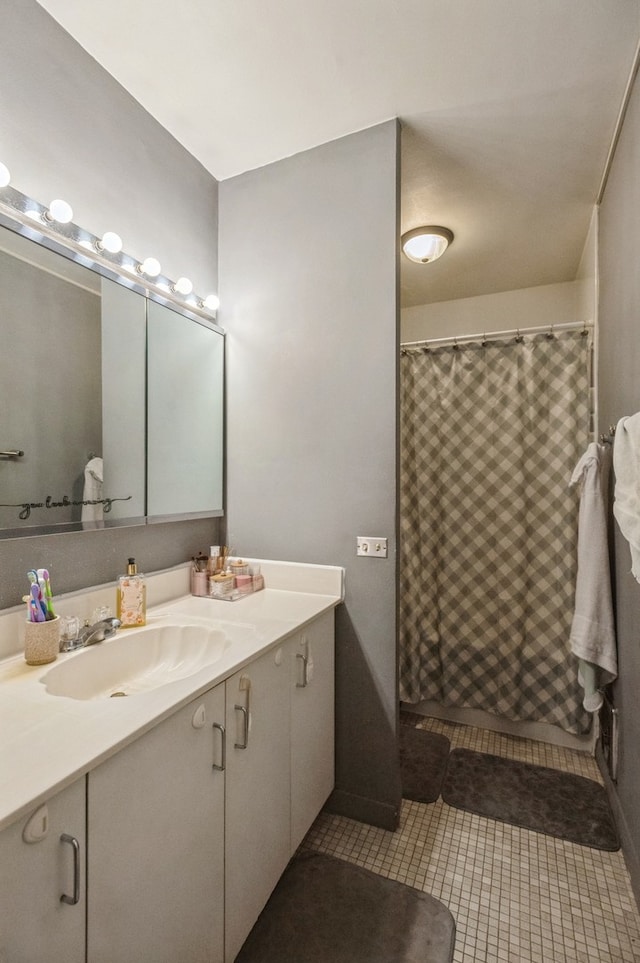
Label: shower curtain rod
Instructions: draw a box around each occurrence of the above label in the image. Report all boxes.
[401,320,593,350]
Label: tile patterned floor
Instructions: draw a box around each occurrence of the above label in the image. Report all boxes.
[302,717,640,962]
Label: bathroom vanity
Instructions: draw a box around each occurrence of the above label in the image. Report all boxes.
[0,559,343,962]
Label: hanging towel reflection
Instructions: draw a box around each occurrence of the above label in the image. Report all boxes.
[82,456,104,524]
[569,442,617,712]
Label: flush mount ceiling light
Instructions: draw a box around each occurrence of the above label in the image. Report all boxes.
[401,226,454,264]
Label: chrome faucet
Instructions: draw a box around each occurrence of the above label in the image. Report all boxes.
[60,617,121,652]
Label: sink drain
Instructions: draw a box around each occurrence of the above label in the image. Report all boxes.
[110,691,128,698]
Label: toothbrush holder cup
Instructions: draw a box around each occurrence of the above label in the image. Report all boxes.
[24,616,60,666]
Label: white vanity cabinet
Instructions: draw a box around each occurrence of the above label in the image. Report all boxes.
[289,608,335,853]
[224,644,291,962]
[224,610,335,960]
[87,684,226,963]
[0,572,340,963]
[0,778,86,963]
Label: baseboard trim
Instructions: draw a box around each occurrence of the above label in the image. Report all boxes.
[325,788,400,831]
[595,742,640,910]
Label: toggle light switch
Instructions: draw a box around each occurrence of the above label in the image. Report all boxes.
[356,536,388,558]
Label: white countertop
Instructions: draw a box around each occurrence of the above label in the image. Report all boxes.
[0,560,344,833]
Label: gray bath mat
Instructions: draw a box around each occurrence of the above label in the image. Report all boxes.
[442,748,619,851]
[400,715,451,804]
[236,851,456,963]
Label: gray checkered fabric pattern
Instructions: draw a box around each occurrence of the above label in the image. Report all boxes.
[399,330,592,735]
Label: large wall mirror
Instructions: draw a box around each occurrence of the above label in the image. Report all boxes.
[0,220,224,538]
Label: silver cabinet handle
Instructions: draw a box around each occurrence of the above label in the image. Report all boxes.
[234,704,249,749]
[296,652,309,688]
[212,722,226,771]
[0,450,24,459]
[60,833,80,905]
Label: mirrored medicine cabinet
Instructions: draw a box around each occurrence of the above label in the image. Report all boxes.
[0,216,224,539]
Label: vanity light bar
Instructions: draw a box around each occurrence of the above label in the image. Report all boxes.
[0,168,219,321]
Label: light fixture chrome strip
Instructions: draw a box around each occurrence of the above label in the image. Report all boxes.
[0,179,221,329]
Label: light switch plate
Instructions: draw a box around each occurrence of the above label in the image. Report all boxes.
[356,536,388,558]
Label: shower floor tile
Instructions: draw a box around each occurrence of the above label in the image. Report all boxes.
[302,718,640,963]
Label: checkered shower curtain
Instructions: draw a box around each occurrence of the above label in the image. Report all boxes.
[399,330,592,735]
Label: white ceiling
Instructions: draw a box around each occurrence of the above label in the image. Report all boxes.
[36,0,640,307]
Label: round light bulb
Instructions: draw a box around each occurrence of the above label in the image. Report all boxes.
[173,276,193,296]
[401,226,453,264]
[202,293,220,312]
[98,231,123,254]
[46,198,73,224]
[140,257,161,278]
[0,162,10,187]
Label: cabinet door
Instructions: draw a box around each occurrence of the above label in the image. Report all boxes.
[0,779,86,963]
[225,645,290,962]
[88,685,226,963]
[290,609,335,852]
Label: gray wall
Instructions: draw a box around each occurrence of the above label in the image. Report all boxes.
[0,2,221,608]
[598,64,640,900]
[2,3,218,296]
[219,121,402,828]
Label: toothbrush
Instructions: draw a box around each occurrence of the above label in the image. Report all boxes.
[37,573,48,617]
[28,574,48,620]
[39,568,56,619]
[30,586,45,622]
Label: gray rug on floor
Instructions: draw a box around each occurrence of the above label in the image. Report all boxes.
[400,715,451,804]
[236,852,456,963]
[442,748,619,851]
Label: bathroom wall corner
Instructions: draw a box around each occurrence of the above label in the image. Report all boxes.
[324,788,400,832]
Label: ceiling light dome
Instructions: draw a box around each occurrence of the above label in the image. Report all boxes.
[401,226,453,264]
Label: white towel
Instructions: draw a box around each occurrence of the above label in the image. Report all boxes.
[613,412,640,582]
[569,442,617,711]
[82,456,104,523]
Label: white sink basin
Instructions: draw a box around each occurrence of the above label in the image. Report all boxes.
[41,622,230,700]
